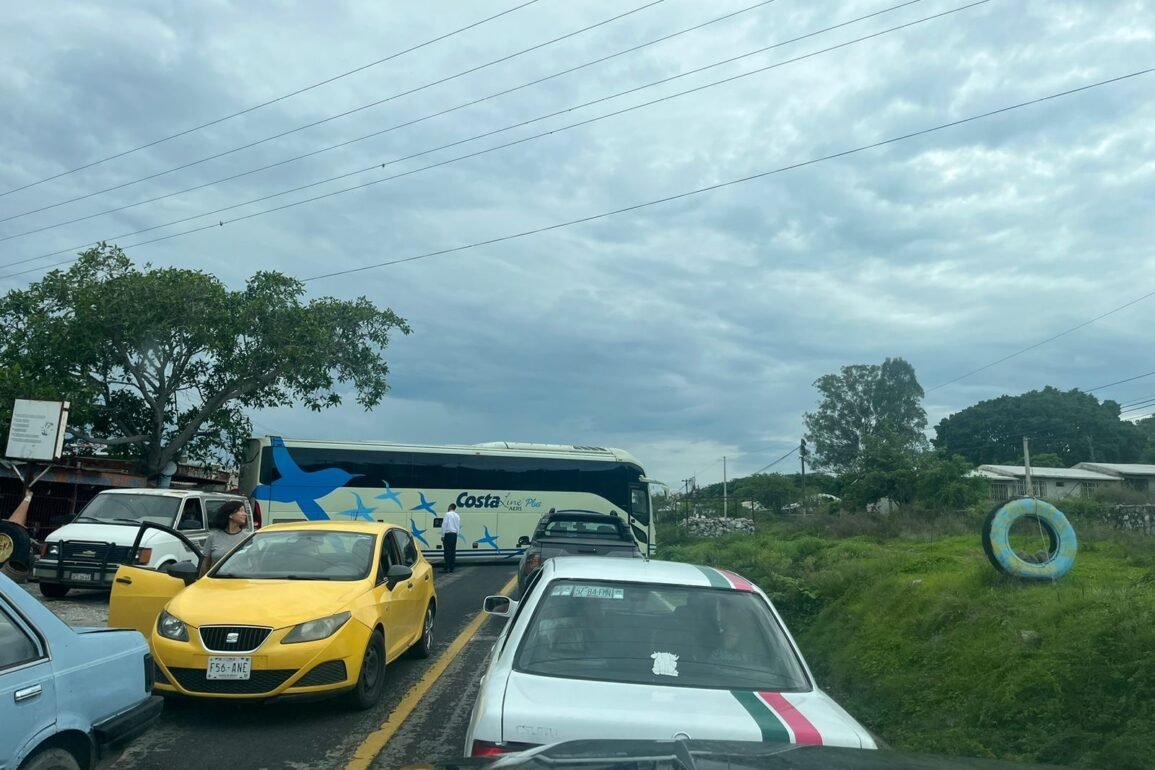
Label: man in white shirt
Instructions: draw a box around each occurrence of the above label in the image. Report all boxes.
[441,503,462,573]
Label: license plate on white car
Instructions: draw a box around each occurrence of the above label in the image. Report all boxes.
[206,656,252,680]
[68,572,92,582]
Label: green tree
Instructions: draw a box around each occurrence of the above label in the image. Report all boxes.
[804,357,928,474]
[915,452,986,510]
[839,431,918,510]
[0,244,410,476]
[733,473,797,512]
[933,386,1144,466]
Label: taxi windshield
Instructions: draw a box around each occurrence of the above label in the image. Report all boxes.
[212,530,376,581]
[514,580,811,691]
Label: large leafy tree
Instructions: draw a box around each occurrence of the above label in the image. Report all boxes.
[0,244,410,476]
[803,357,928,474]
[932,386,1144,466]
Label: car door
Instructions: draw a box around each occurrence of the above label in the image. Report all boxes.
[107,565,188,641]
[389,529,424,641]
[372,534,411,661]
[0,596,56,760]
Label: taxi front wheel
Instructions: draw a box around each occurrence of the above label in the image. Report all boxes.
[346,629,386,710]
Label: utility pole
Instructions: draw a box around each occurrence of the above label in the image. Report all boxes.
[1023,436,1033,498]
[800,439,808,515]
[722,456,728,519]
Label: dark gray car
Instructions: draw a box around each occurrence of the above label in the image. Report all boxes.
[515,509,642,597]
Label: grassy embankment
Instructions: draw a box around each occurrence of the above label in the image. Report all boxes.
[657,509,1155,769]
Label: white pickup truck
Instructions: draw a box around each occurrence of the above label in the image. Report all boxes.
[32,489,254,598]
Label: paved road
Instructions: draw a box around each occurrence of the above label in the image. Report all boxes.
[32,565,517,770]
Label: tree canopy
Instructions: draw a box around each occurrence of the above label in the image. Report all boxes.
[803,357,928,474]
[932,386,1144,466]
[0,244,411,476]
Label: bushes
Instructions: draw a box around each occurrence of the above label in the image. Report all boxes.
[660,518,1155,768]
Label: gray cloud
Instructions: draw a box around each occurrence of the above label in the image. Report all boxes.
[2,0,1153,487]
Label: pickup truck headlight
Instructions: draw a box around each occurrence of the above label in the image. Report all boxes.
[40,542,60,558]
[157,609,189,642]
[283,612,351,644]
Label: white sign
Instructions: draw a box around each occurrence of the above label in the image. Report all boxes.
[5,399,70,461]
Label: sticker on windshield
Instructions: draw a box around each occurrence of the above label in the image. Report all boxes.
[651,651,679,677]
[550,584,574,596]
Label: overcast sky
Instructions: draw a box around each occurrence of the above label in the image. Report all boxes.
[1,0,1152,488]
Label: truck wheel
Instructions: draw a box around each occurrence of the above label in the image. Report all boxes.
[39,582,70,599]
[0,521,32,569]
[18,746,82,770]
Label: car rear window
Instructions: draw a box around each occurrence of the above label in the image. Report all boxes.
[514,579,811,692]
[539,517,627,539]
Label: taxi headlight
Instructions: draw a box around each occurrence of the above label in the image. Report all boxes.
[157,609,189,642]
[283,611,352,644]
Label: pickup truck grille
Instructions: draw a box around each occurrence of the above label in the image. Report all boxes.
[199,626,271,653]
[61,542,132,563]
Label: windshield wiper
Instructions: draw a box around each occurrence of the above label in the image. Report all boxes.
[283,575,333,580]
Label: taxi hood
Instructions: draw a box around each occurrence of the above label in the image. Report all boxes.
[166,577,369,629]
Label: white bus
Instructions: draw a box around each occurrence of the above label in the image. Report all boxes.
[238,437,660,563]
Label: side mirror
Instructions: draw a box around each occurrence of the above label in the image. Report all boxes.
[385,564,413,589]
[517,536,531,547]
[167,561,199,586]
[483,595,517,617]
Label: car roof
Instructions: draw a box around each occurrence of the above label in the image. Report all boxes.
[540,555,756,591]
[256,521,399,534]
[99,488,246,498]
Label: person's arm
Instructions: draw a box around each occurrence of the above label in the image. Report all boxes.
[198,533,214,577]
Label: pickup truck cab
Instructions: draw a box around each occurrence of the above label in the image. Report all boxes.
[516,509,643,596]
[33,489,254,598]
[1,570,162,770]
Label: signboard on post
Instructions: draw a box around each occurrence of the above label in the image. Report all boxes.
[5,399,70,462]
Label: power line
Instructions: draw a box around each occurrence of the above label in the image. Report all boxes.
[3,68,1149,286]
[0,0,542,200]
[0,0,788,245]
[0,0,969,275]
[1083,369,1155,393]
[0,1,663,224]
[927,282,1155,393]
[751,445,800,475]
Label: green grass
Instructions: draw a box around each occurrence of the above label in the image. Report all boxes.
[656,513,1155,769]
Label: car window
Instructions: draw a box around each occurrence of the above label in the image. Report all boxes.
[177,498,205,530]
[0,605,40,670]
[390,530,418,567]
[501,568,544,655]
[212,530,373,581]
[380,533,403,574]
[513,581,811,692]
[540,516,627,539]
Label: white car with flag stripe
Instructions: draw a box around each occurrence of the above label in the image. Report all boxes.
[464,556,877,757]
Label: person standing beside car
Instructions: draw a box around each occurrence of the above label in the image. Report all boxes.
[441,503,461,573]
[200,501,249,576]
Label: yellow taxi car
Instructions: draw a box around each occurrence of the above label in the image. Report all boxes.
[107,521,436,709]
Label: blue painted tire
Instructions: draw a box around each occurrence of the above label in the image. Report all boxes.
[982,497,1077,580]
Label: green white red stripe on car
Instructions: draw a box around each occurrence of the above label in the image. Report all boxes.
[695,565,755,591]
[732,691,825,745]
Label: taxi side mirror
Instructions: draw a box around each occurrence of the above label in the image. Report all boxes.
[385,564,413,589]
[167,561,199,586]
[483,595,517,617]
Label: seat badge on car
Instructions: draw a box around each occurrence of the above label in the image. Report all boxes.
[226,632,239,644]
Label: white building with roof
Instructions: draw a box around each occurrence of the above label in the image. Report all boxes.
[1073,463,1155,493]
[971,465,1121,501]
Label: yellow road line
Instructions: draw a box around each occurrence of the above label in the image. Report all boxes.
[346,573,518,770]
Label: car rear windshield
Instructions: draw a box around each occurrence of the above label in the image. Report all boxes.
[514,580,811,692]
[76,494,181,526]
[212,530,375,581]
[538,517,628,540]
